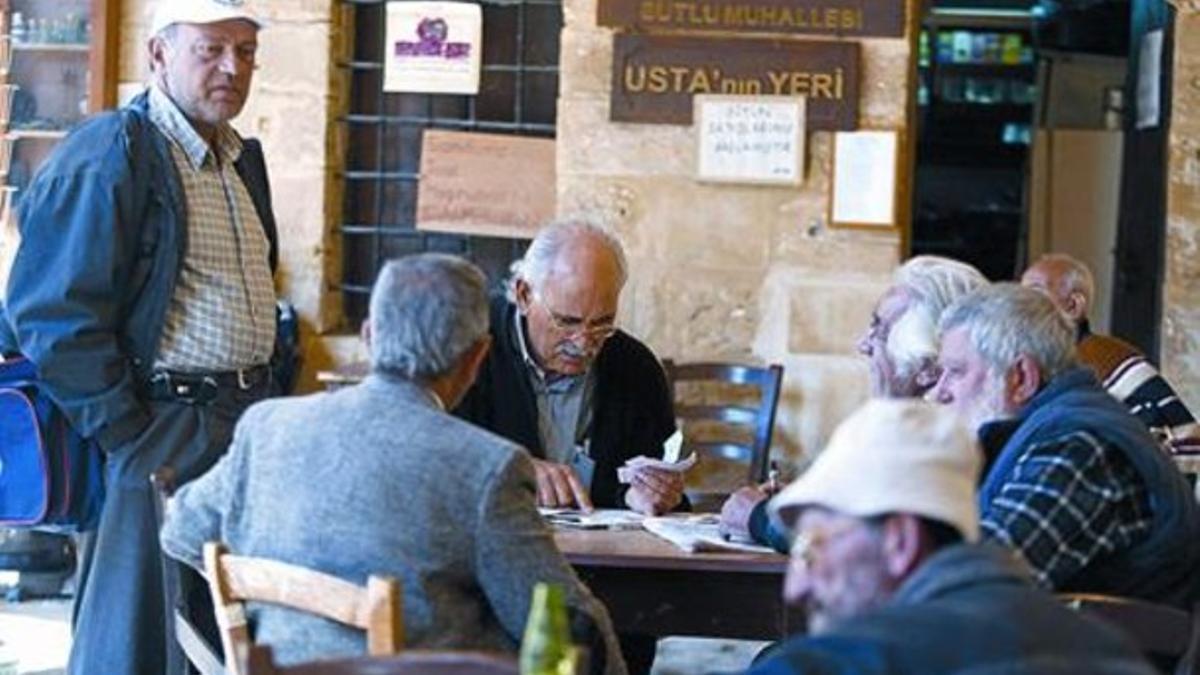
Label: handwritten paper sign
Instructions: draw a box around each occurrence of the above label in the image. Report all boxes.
[417,130,556,239]
[695,95,805,185]
[830,130,898,228]
[384,1,482,94]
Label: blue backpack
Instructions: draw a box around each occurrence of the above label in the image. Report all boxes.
[0,355,105,532]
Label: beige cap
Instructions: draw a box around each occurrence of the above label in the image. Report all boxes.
[771,398,982,542]
[150,0,264,36]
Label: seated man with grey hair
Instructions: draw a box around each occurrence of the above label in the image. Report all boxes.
[161,254,626,673]
[929,283,1200,606]
[1022,253,1200,456]
[743,399,1154,675]
[455,220,683,516]
[720,255,986,550]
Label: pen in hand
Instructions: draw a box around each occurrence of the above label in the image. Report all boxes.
[766,460,781,496]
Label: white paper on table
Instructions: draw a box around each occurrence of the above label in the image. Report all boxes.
[538,508,645,530]
[642,514,777,554]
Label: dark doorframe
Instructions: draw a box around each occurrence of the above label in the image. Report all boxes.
[1110,0,1174,359]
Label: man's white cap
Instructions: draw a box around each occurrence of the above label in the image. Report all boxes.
[150,0,264,36]
[771,398,982,542]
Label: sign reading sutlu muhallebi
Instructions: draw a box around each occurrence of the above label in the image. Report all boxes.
[599,0,905,38]
[611,35,858,127]
[384,1,482,95]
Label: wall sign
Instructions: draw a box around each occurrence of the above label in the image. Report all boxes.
[599,0,905,38]
[611,34,858,127]
[695,95,806,185]
[416,130,556,239]
[384,1,482,94]
[830,130,899,229]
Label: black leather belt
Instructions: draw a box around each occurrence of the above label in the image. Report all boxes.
[147,366,271,404]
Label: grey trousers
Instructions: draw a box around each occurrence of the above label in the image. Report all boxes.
[68,383,269,675]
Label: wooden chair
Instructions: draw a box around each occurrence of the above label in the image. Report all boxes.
[1060,593,1200,674]
[204,542,404,675]
[661,360,784,510]
[150,467,224,675]
[243,644,518,675]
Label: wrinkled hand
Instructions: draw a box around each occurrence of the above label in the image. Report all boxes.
[532,458,593,512]
[718,486,769,540]
[624,467,685,515]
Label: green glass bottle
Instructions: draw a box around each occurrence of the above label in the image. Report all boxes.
[520,583,572,675]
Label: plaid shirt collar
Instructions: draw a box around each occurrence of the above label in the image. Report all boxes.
[148,84,243,170]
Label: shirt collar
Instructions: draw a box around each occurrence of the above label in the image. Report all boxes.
[148,84,244,170]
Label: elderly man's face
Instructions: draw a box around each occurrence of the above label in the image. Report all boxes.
[929,326,1011,431]
[516,245,622,376]
[857,287,917,397]
[1021,261,1082,324]
[784,508,893,633]
[151,20,258,135]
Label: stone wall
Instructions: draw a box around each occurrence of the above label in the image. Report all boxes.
[557,0,915,468]
[1165,5,1200,415]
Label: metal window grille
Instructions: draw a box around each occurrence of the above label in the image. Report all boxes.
[337,0,563,324]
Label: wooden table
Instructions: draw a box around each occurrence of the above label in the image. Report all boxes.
[554,529,802,640]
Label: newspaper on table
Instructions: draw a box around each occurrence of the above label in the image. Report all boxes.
[642,514,777,554]
[538,508,645,531]
[617,430,696,484]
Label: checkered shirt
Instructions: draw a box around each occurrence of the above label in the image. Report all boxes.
[981,429,1153,590]
[148,85,276,372]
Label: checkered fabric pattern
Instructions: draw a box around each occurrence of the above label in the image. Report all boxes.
[148,85,276,372]
[981,429,1153,589]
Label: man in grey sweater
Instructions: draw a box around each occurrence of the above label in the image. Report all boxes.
[161,253,626,674]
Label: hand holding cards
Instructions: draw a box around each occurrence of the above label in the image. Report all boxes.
[617,430,697,484]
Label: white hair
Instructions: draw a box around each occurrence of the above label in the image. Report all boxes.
[368,254,489,380]
[940,283,1076,382]
[886,256,989,379]
[506,220,628,301]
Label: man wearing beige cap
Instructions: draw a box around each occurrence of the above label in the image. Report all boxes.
[744,399,1153,674]
[3,1,278,673]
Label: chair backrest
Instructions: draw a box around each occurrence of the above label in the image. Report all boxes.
[150,468,224,675]
[204,542,404,675]
[661,360,784,495]
[244,644,518,675]
[1060,593,1200,675]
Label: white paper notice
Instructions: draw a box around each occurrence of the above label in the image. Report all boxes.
[383,2,482,95]
[1136,30,1163,130]
[831,130,898,227]
[695,95,805,186]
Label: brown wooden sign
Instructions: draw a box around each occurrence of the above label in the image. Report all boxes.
[599,0,905,38]
[611,35,859,128]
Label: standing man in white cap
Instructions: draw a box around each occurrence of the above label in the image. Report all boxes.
[3,1,278,672]
[744,399,1154,674]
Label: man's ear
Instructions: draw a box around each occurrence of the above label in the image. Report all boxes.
[1007,354,1042,407]
[914,358,941,389]
[147,35,168,74]
[360,319,372,350]
[881,514,924,580]
[514,279,533,315]
[462,335,492,384]
[1064,291,1088,323]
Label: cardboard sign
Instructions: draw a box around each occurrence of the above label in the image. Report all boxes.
[599,0,905,38]
[383,2,482,94]
[417,130,556,239]
[695,95,805,185]
[611,34,858,127]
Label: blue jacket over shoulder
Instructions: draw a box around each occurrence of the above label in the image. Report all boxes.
[3,91,277,451]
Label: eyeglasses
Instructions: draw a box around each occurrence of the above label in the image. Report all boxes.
[789,520,864,569]
[531,293,617,341]
[186,39,258,67]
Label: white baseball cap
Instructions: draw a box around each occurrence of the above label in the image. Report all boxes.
[150,0,264,36]
[771,398,982,542]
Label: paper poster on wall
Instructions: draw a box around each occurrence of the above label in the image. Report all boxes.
[1136,29,1163,130]
[417,130,556,239]
[830,130,898,228]
[695,95,805,186]
[383,2,482,94]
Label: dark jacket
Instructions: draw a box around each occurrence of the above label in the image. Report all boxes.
[4,91,278,451]
[979,367,1200,606]
[455,298,676,507]
[745,544,1156,675]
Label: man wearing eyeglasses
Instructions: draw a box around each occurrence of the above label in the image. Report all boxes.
[456,220,684,517]
[4,1,279,673]
[744,399,1154,675]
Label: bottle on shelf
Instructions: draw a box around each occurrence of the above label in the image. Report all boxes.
[519,583,579,675]
[9,12,26,44]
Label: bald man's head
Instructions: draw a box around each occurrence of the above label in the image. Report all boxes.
[1020,254,1094,325]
